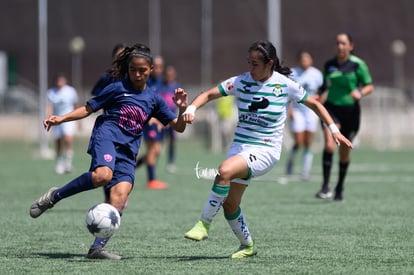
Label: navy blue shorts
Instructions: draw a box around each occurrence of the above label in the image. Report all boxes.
[88,139,135,191]
[143,123,164,142]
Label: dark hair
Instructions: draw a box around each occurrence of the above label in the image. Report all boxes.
[337,32,355,54]
[338,32,353,44]
[111,43,153,79]
[53,72,67,82]
[111,43,127,59]
[248,40,291,76]
[296,50,312,60]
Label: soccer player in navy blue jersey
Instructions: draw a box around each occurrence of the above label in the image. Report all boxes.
[135,56,172,189]
[29,43,188,260]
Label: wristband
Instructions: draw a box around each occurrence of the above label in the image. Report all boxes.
[182,105,196,116]
[328,123,340,134]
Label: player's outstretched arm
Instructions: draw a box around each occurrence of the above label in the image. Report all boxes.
[181,87,222,124]
[43,104,94,131]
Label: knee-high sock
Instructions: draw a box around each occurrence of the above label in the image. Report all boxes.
[286,145,298,175]
[225,207,253,245]
[336,162,349,193]
[135,156,145,169]
[322,150,333,189]
[200,182,229,224]
[168,139,175,164]
[302,149,313,178]
[147,164,155,181]
[90,211,122,249]
[91,237,110,249]
[53,172,95,203]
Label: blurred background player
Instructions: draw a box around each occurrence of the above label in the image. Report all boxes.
[90,43,127,97]
[315,32,374,201]
[285,50,323,181]
[216,96,237,151]
[47,73,79,174]
[158,65,181,173]
[135,56,170,189]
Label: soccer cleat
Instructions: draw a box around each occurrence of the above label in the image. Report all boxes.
[184,220,210,241]
[147,180,169,190]
[166,163,176,173]
[86,247,121,260]
[315,189,333,199]
[230,242,257,259]
[300,172,310,181]
[333,192,343,202]
[55,159,65,175]
[29,187,59,218]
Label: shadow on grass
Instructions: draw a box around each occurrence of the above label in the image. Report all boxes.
[37,252,85,259]
[36,253,228,261]
[177,255,229,261]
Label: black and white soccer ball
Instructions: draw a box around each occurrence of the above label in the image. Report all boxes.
[86,203,121,238]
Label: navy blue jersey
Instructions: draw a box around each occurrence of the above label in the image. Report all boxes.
[90,70,118,97]
[147,75,163,93]
[86,79,176,158]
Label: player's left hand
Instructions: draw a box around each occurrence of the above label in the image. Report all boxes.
[332,132,353,148]
[173,88,188,110]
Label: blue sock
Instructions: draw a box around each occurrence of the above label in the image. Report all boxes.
[147,164,155,181]
[90,211,122,249]
[135,156,145,169]
[53,172,95,203]
[91,237,110,249]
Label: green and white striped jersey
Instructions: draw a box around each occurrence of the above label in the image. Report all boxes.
[218,71,308,148]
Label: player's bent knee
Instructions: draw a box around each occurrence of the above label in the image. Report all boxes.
[92,168,113,187]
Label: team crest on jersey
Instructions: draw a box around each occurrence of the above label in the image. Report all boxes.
[104,154,113,162]
[273,84,283,96]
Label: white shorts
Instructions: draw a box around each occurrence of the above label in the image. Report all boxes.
[226,142,280,185]
[290,107,319,133]
[52,121,77,139]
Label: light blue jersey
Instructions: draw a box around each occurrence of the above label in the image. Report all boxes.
[47,84,78,116]
[218,71,307,150]
[290,66,322,111]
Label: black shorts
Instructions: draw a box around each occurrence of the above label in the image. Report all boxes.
[323,101,360,141]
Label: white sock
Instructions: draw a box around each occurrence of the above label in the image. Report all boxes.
[225,207,253,245]
[302,150,313,178]
[200,183,229,224]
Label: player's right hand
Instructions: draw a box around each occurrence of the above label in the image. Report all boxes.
[43,116,62,131]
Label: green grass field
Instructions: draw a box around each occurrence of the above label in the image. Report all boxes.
[0,138,413,274]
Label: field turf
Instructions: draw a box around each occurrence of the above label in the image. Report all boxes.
[0,138,413,274]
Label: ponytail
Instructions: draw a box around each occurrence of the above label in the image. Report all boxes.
[248,40,291,76]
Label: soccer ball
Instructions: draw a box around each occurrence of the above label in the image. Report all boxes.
[85,203,121,238]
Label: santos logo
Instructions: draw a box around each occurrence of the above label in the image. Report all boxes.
[248,97,269,112]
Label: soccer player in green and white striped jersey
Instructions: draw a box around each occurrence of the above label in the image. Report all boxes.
[181,40,352,259]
